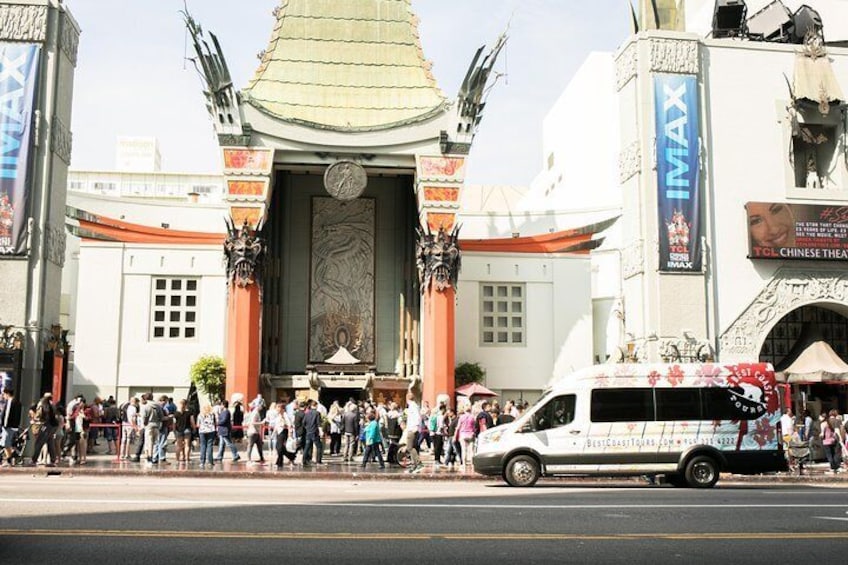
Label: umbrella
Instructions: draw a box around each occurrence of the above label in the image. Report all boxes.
[455,382,498,398]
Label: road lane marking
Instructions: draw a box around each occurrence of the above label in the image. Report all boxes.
[1,498,848,510]
[0,529,846,541]
[815,517,848,522]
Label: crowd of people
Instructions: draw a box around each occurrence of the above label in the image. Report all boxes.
[780,408,848,474]
[0,386,530,471]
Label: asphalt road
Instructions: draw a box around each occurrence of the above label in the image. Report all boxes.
[0,476,846,564]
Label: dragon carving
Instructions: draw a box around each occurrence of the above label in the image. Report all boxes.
[224,218,265,288]
[416,224,461,293]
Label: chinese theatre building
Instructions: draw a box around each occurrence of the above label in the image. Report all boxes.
[66,1,614,406]
[184,0,506,407]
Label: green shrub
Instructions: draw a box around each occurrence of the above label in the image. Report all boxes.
[189,355,226,403]
[455,361,485,387]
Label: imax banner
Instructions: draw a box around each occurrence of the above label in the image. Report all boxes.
[0,43,40,256]
[654,74,701,272]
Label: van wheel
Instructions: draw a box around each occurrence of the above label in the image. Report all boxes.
[684,455,719,488]
[505,455,540,487]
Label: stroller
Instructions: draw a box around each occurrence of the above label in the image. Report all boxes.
[787,437,811,475]
[7,428,27,466]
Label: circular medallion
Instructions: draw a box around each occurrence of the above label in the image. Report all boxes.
[323,160,367,201]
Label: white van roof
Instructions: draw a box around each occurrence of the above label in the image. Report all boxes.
[546,363,774,390]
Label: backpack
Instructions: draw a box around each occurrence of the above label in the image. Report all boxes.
[146,403,162,426]
[119,402,130,423]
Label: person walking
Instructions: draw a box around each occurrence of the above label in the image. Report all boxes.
[173,399,195,464]
[244,399,266,465]
[196,404,216,469]
[404,392,422,473]
[820,412,841,474]
[342,402,360,462]
[385,402,402,465]
[274,403,297,468]
[214,399,240,463]
[455,404,476,468]
[119,397,139,460]
[432,404,446,466]
[1,388,22,466]
[443,408,459,468]
[361,411,385,469]
[328,401,343,456]
[301,400,321,466]
[29,393,55,466]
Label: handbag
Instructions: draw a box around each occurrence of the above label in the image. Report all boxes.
[285,433,297,452]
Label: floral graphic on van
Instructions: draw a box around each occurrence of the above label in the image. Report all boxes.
[647,371,661,387]
[666,365,685,387]
[752,419,775,447]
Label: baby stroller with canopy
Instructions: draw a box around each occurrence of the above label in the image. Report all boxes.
[787,437,811,475]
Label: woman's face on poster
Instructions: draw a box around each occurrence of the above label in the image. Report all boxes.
[747,203,796,247]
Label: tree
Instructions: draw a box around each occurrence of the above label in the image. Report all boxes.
[454,361,485,387]
[189,355,226,403]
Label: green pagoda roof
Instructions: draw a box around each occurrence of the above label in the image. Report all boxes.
[242,0,449,132]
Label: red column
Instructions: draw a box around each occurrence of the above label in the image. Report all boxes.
[225,283,261,403]
[423,286,455,408]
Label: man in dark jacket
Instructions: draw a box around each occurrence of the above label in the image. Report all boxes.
[342,403,360,462]
[1,388,22,466]
[301,400,321,466]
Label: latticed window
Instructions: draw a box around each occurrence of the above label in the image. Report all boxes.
[480,283,525,346]
[150,277,199,340]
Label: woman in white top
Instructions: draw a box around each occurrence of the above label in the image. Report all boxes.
[197,404,217,469]
[274,404,297,468]
[245,404,266,464]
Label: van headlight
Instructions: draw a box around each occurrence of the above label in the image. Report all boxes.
[478,429,503,445]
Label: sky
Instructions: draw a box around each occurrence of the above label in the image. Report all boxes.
[63,0,630,186]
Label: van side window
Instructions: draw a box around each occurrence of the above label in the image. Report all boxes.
[591,389,653,422]
[701,387,752,421]
[535,394,576,431]
[655,388,701,421]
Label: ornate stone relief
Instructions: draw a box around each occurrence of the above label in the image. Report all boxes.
[60,13,79,67]
[615,42,637,91]
[0,4,47,42]
[45,224,66,267]
[416,224,461,293]
[650,38,699,74]
[719,269,848,361]
[659,338,713,362]
[618,141,641,183]
[224,218,265,288]
[51,115,72,165]
[622,240,644,280]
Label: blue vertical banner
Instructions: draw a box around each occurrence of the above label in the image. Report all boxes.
[0,43,40,256]
[654,73,701,272]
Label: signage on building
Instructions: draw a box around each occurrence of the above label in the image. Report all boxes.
[0,43,40,256]
[654,74,701,272]
[746,201,848,260]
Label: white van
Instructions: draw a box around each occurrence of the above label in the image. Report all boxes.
[473,363,788,487]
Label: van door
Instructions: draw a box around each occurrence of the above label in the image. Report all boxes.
[528,394,583,473]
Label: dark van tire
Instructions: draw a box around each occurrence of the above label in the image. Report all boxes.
[684,455,719,488]
[504,455,540,487]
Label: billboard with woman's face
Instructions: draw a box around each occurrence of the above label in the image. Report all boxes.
[746,202,848,260]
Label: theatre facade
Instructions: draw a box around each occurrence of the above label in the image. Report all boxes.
[605,1,848,417]
[67,1,611,407]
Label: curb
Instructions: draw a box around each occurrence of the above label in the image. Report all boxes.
[2,465,847,484]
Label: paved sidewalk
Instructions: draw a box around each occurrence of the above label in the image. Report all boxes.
[3,440,848,483]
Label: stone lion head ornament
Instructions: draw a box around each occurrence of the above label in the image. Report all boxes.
[224,217,265,287]
[416,223,461,293]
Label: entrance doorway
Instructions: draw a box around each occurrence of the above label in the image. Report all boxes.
[758,304,848,417]
[320,387,366,408]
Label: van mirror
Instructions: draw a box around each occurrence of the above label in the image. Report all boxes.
[518,420,534,433]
